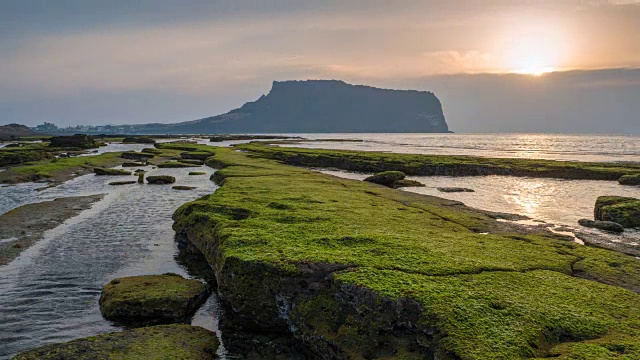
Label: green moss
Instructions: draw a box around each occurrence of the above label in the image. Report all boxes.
[595,196,640,228]
[99,274,209,324]
[181,151,215,161]
[237,143,640,180]
[14,324,218,359]
[172,146,640,359]
[619,174,640,186]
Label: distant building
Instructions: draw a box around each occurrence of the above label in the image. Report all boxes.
[34,122,59,132]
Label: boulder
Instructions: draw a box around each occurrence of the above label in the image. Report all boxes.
[594,196,640,228]
[437,187,475,193]
[94,167,131,176]
[49,134,97,149]
[147,175,176,184]
[364,171,406,186]
[13,324,218,360]
[619,174,640,186]
[578,219,624,233]
[99,274,210,325]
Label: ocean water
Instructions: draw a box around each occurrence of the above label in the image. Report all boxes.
[280,133,640,163]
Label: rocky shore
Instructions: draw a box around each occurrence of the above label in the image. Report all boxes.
[172,146,640,359]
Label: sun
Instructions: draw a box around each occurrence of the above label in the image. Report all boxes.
[503,30,562,76]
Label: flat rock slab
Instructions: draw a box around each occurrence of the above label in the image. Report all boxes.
[146,175,175,184]
[437,187,475,193]
[173,186,197,190]
[99,274,210,325]
[94,167,131,176]
[109,181,137,186]
[578,219,624,233]
[14,324,218,360]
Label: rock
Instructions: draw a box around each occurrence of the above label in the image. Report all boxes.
[578,219,624,233]
[109,181,137,186]
[364,171,406,186]
[99,274,210,325]
[121,162,145,167]
[181,151,215,161]
[49,134,97,149]
[189,171,206,175]
[122,136,156,144]
[594,196,640,228]
[121,151,154,161]
[437,187,475,193]
[94,167,131,176]
[173,186,197,190]
[13,324,218,360]
[141,147,163,154]
[157,161,199,168]
[619,174,640,186]
[178,159,205,165]
[391,179,425,188]
[137,173,145,184]
[147,175,176,184]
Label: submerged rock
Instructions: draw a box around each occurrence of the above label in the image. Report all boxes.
[94,167,131,176]
[594,196,640,228]
[14,324,218,360]
[364,171,406,186]
[109,181,137,186]
[437,187,475,193]
[99,274,210,325]
[146,175,175,184]
[619,174,640,186]
[578,219,624,233]
[173,186,197,190]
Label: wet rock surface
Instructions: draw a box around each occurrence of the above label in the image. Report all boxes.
[595,196,640,228]
[147,175,176,184]
[49,134,97,149]
[619,174,640,186]
[578,219,624,233]
[94,167,131,176]
[99,274,210,326]
[437,187,475,192]
[14,324,219,360]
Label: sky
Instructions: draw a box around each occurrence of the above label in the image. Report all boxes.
[1,0,639,133]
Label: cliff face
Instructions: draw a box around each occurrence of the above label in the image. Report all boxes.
[154,80,448,134]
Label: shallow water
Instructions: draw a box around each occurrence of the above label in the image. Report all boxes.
[0,165,220,359]
[320,170,640,247]
[279,133,640,163]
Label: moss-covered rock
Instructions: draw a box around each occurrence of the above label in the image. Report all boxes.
[109,180,137,186]
[121,161,145,167]
[141,147,163,154]
[99,274,210,325]
[137,172,145,184]
[179,159,205,165]
[189,171,206,175]
[391,179,425,188]
[173,186,197,190]
[121,151,154,161]
[13,324,219,360]
[49,134,97,149]
[146,175,175,184]
[578,219,624,233]
[157,161,199,168]
[619,174,640,186]
[594,196,640,228]
[437,187,475,192]
[364,171,406,186]
[172,146,640,359]
[181,151,215,161]
[122,136,156,144]
[94,167,131,176]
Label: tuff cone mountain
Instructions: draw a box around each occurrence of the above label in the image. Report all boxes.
[133,80,449,134]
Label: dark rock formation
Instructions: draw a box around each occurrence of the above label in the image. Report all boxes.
[594,196,640,228]
[157,161,200,168]
[109,181,137,186]
[173,186,197,190]
[578,219,624,233]
[364,171,406,186]
[49,134,97,149]
[619,174,640,186]
[99,274,210,325]
[438,187,475,193]
[137,173,145,184]
[131,80,449,133]
[121,162,145,167]
[121,151,154,161]
[147,175,176,184]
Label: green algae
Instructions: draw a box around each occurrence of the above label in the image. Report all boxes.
[595,196,640,228]
[237,143,640,180]
[619,174,640,186]
[99,274,209,325]
[14,324,219,360]
[173,146,640,359]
